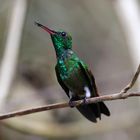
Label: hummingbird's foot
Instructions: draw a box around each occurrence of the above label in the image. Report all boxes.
[69,100,75,108]
[83,97,89,105]
[69,93,75,108]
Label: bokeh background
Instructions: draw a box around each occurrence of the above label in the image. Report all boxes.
[0,0,140,140]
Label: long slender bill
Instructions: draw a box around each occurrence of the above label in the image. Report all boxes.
[35,21,56,34]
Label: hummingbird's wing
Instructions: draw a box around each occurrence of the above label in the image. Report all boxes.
[78,62,110,117]
[78,62,98,97]
[55,66,69,97]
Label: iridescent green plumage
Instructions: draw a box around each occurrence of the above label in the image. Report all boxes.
[35,22,110,122]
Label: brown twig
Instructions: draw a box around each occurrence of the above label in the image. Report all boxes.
[121,64,140,93]
[0,64,139,120]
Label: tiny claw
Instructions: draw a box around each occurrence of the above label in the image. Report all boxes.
[69,100,75,108]
[83,97,88,104]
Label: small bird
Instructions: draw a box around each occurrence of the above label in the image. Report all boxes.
[35,22,110,122]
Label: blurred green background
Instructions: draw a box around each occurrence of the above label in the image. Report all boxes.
[0,0,139,140]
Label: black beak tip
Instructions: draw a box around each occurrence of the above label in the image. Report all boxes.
[34,21,41,27]
[34,21,56,34]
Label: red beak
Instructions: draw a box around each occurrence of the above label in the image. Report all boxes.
[35,21,56,34]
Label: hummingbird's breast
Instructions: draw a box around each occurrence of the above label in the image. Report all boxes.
[64,65,87,97]
[57,51,89,97]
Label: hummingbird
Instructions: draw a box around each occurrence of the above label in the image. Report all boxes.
[35,22,110,122]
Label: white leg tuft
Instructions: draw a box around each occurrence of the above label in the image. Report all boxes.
[84,86,91,98]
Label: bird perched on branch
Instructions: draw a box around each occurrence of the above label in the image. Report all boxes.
[35,22,110,122]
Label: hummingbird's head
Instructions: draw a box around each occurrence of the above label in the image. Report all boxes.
[35,22,72,50]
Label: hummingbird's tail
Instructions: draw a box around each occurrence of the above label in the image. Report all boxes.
[76,101,110,122]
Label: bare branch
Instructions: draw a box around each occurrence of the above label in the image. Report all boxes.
[121,64,140,93]
[0,92,140,121]
[0,64,139,120]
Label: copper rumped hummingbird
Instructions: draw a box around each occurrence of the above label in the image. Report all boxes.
[35,22,110,122]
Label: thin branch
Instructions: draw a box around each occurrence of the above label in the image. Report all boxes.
[0,91,140,121]
[121,64,140,93]
[0,64,139,120]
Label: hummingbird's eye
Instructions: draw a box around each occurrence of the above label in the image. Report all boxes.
[61,32,66,37]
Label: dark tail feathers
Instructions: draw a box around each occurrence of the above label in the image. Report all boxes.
[77,102,110,122]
